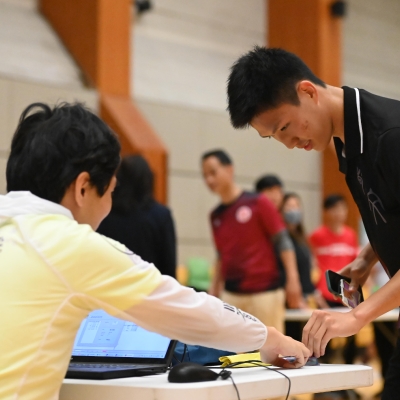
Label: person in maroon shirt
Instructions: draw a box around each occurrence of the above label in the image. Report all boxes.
[201,150,302,332]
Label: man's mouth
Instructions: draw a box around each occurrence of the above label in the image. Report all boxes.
[304,140,313,151]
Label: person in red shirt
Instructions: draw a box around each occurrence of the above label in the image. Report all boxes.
[309,194,359,306]
[201,149,302,332]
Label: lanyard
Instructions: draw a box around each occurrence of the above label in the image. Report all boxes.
[354,87,364,154]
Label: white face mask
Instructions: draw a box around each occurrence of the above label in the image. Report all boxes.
[283,210,302,225]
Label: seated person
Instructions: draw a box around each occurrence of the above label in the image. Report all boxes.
[0,102,310,399]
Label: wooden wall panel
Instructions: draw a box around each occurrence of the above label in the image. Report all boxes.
[40,0,168,203]
[268,0,359,233]
[100,94,167,204]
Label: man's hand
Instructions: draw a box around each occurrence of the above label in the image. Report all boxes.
[302,309,363,357]
[260,327,311,368]
[338,243,378,294]
[285,277,304,309]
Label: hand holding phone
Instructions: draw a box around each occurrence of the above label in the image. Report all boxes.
[325,270,364,309]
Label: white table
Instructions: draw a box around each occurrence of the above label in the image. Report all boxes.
[285,307,399,322]
[61,364,373,400]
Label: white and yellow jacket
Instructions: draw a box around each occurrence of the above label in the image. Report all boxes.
[0,191,267,400]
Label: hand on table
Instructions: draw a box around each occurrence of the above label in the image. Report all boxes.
[260,327,311,368]
[302,309,363,358]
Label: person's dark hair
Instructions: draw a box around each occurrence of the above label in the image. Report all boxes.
[111,155,154,214]
[281,192,306,243]
[6,102,120,204]
[227,46,326,129]
[323,194,346,210]
[255,174,283,192]
[201,149,232,165]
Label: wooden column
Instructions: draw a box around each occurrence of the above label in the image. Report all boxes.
[268,0,359,233]
[40,0,168,203]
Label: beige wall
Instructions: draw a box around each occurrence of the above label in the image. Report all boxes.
[0,77,97,194]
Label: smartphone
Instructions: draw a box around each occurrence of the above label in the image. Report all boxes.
[325,270,364,308]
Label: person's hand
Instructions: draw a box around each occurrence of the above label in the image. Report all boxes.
[285,277,303,309]
[302,309,363,357]
[338,258,372,295]
[260,327,311,368]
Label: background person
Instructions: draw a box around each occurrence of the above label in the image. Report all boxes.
[309,194,359,308]
[202,149,303,334]
[255,174,284,209]
[98,155,177,278]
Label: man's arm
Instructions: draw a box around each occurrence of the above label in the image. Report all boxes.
[122,275,310,367]
[273,230,303,309]
[338,242,378,292]
[301,243,387,358]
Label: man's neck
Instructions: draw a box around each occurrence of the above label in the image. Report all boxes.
[327,222,344,235]
[326,85,345,143]
[220,184,242,205]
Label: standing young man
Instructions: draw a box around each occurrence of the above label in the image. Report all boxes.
[202,149,303,335]
[0,102,310,399]
[227,46,400,398]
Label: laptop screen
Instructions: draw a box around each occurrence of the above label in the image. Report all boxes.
[72,310,171,359]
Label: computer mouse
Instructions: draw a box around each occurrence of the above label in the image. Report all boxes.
[168,362,221,383]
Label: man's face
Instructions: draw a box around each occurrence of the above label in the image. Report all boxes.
[250,82,332,152]
[84,176,117,230]
[326,201,348,225]
[261,186,284,209]
[202,156,233,196]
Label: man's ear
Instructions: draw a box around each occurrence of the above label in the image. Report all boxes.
[297,80,319,103]
[74,172,91,207]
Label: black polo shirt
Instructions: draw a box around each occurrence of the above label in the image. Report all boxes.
[334,86,400,278]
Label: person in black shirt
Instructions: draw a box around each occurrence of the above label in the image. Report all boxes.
[227,46,400,398]
[97,155,177,278]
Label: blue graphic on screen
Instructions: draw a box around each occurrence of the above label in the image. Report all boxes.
[72,310,170,358]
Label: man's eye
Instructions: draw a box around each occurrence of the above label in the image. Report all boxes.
[280,124,289,132]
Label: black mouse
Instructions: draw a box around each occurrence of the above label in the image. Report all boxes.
[168,362,223,383]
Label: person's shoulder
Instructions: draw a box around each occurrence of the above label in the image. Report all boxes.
[343,225,357,238]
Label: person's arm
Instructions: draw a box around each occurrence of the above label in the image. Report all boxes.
[301,243,384,357]
[122,274,310,367]
[273,230,304,309]
[208,258,224,298]
[338,242,378,293]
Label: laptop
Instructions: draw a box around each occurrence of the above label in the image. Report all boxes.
[66,309,177,380]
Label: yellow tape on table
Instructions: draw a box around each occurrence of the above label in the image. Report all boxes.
[219,352,271,368]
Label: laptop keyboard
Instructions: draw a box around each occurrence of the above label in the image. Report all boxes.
[69,363,155,370]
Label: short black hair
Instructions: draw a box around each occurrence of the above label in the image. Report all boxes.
[323,194,346,210]
[6,102,121,204]
[255,174,283,192]
[227,46,326,129]
[201,149,232,165]
[112,155,154,213]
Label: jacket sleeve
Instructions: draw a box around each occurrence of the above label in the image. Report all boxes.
[120,274,268,353]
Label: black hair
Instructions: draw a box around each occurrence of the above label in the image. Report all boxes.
[6,102,120,204]
[201,149,232,165]
[227,46,326,129]
[255,174,283,192]
[323,194,347,210]
[111,155,155,213]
